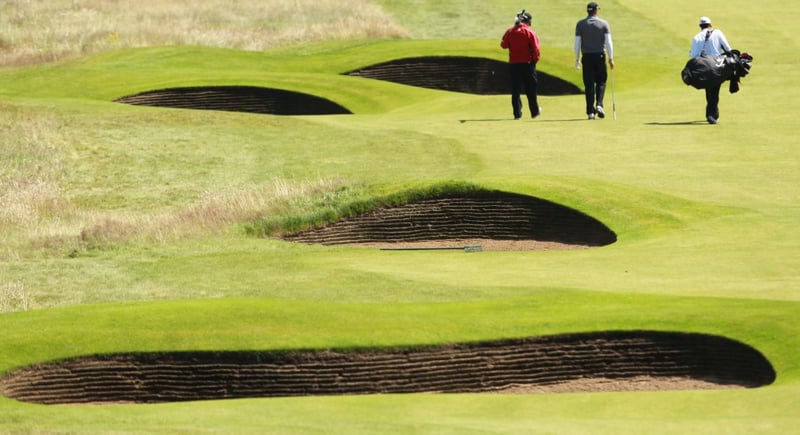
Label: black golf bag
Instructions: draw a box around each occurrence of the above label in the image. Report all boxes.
[682,50,753,93]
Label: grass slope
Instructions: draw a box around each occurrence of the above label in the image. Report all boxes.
[1,0,800,433]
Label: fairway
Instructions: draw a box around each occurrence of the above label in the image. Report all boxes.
[1,0,799,433]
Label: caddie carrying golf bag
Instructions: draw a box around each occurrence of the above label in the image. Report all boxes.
[681,50,753,92]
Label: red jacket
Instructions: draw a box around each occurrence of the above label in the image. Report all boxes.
[501,24,541,64]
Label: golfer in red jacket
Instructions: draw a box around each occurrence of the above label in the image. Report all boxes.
[501,10,541,120]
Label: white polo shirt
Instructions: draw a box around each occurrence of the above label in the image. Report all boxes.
[690,28,731,57]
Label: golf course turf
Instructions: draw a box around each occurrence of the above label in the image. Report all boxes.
[1,0,799,433]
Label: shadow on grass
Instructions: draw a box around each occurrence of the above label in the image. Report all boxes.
[646,120,710,126]
[458,118,513,123]
[459,118,589,123]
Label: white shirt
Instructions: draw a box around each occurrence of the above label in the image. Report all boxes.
[690,28,730,57]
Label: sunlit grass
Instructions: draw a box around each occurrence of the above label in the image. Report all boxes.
[1,0,799,432]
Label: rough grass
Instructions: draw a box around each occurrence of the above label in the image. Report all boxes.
[0,100,356,260]
[0,281,29,313]
[0,105,71,255]
[74,177,353,250]
[11,173,352,260]
[0,0,408,67]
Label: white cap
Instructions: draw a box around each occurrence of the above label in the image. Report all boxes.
[699,16,712,25]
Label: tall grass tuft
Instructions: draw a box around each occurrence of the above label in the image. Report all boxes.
[0,0,408,67]
[0,105,71,235]
[0,280,30,312]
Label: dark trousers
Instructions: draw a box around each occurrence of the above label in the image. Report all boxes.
[705,83,721,119]
[510,62,539,119]
[581,53,608,115]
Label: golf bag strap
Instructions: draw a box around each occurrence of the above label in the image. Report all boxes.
[700,29,713,56]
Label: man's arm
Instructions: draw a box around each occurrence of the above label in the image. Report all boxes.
[574,35,582,69]
[689,39,702,58]
[501,30,510,49]
[605,32,614,69]
[531,31,541,62]
[716,30,732,53]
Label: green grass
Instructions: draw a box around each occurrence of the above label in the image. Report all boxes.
[2,0,800,433]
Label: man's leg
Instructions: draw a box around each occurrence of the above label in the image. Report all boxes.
[582,58,596,116]
[705,83,721,123]
[595,58,608,106]
[594,59,608,118]
[524,63,540,117]
[510,64,523,119]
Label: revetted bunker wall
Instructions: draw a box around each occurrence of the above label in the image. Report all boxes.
[115,86,352,115]
[113,57,580,115]
[283,190,617,247]
[344,56,582,95]
[0,331,775,404]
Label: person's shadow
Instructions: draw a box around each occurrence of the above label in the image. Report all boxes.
[459,118,589,123]
[458,118,510,123]
[646,120,709,126]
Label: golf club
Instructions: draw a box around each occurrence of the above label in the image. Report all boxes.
[611,66,617,120]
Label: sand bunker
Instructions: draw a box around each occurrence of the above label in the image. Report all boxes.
[345,56,582,95]
[115,86,352,115]
[0,331,774,404]
[282,190,617,251]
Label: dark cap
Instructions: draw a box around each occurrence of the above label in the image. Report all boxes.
[587,2,599,10]
[518,10,532,22]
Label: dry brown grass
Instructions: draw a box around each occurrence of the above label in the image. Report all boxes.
[0,105,72,240]
[0,0,408,67]
[0,280,30,312]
